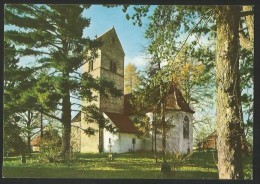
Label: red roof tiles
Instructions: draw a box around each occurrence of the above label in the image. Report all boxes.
[124,84,195,114]
[166,84,195,114]
[104,112,139,134]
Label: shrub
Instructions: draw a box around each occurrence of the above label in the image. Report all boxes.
[39,129,62,163]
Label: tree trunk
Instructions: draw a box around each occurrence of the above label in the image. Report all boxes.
[61,87,72,159]
[40,111,43,138]
[99,128,104,153]
[27,111,32,154]
[27,135,31,153]
[215,5,244,179]
[161,101,166,163]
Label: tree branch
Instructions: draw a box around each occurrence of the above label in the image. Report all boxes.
[170,9,213,65]
[240,11,254,17]
[38,110,62,122]
[239,21,253,51]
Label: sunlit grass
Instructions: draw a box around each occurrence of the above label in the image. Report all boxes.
[2,151,252,179]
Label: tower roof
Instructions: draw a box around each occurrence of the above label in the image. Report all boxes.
[165,84,195,113]
[97,27,125,55]
[124,84,195,114]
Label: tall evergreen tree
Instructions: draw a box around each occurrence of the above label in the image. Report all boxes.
[4,4,122,158]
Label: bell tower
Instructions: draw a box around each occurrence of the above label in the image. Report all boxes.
[83,27,125,114]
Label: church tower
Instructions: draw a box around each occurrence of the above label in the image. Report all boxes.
[83,27,125,114]
[78,27,125,153]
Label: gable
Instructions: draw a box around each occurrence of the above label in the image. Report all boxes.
[97,27,125,56]
[123,84,195,115]
[166,84,195,114]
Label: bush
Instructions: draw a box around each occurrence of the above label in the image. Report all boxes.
[39,129,62,163]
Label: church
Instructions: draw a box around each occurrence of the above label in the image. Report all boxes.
[71,27,195,154]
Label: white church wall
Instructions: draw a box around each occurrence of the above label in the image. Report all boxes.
[165,111,182,153]
[145,111,194,154]
[103,129,143,153]
[103,129,120,153]
[178,111,194,154]
[119,133,143,153]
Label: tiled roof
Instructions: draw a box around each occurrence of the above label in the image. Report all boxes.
[165,84,195,114]
[104,112,139,134]
[123,84,195,114]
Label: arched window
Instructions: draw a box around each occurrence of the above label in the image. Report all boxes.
[183,115,189,139]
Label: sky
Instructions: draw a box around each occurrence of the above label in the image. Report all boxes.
[82,5,156,70]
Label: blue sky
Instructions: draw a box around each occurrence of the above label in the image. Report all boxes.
[83,5,156,69]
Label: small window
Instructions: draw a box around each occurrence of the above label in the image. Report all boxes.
[114,62,117,73]
[89,60,93,72]
[132,138,136,145]
[110,60,113,71]
[109,138,111,144]
[112,37,115,44]
[110,61,117,73]
[183,115,189,139]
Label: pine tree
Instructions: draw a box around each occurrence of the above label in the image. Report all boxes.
[4,4,122,159]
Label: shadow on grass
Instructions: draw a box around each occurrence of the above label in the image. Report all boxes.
[162,170,218,179]
[2,151,252,179]
[3,166,218,179]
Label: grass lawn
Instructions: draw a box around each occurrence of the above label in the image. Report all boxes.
[2,151,253,179]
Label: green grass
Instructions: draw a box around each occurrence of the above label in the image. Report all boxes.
[2,151,253,179]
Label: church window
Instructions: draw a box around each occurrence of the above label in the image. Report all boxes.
[112,37,115,44]
[110,60,113,71]
[110,60,117,73]
[132,138,136,145]
[114,62,117,73]
[89,60,93,72]
[183,115,189,139]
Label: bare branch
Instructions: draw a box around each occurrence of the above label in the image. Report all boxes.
[240,11,254,17]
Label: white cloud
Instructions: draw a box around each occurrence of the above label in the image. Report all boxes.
[125,55,149,70]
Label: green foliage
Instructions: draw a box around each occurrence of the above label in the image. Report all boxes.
[39,129,62,163]
[124,63,141,94]
[3,118,27,155]
[82,104,117,134]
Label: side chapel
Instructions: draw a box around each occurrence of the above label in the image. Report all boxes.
[71,27,195,154]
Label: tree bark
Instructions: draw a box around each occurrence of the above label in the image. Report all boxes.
[61,83,72,159]
[215,6,244,179]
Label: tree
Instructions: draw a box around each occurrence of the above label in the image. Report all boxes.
[123,5,253,179]
[4,4,122,159]
[4,41,36,156]
[131,52,176,164]
[124,63,140,94]
[215,6,244,178]
[16,111,41,153]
